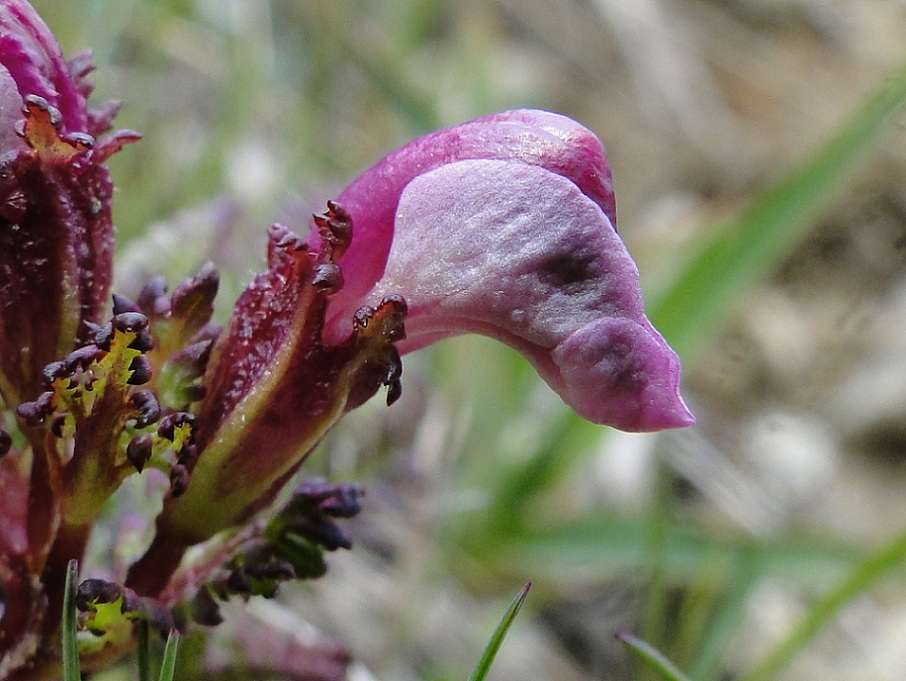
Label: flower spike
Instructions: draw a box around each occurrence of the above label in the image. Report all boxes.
[0,3,695,677]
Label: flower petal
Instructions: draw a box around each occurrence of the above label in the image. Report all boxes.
[367,158,693,431]
[321,109,616,342]
[0,0,87,134]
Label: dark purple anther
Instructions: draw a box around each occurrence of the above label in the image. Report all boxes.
[189,587,224,626]
[169,262,220,318]
[352,305,374,330]
[76,579,123,609]
[127,355,152,386]
[42,360,68,386]
[126,433,153,473]
[112,293,142,315]
[226,568,252,595]
[157,412,194,441]
[170,464,190,497]
[128,330,155,353]
[64,344,101,373]
[15,390,53,427]
[91,324,115,351]
[135,277,169,316]
[130,390,161,429]
[50,414,66,438]
[318,483,362,519]
[312,262,344,290]
[113,312,149,335]
[245,559,295,582]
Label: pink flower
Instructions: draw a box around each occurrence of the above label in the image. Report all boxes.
[130,110,692,596]
[1,2,692,675]
[327,109,692,432]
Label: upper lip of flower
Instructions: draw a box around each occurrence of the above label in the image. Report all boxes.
[0,0,89,135]
[318,109,693,432]
[315,110,618,343]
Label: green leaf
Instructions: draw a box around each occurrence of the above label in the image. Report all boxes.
[649,61,906,362]
[467,583,531,681]
[158,629,181,681]
[62,560,80,681]
[616,632,693,681]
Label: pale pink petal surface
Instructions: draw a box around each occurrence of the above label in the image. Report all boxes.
[320,109,616,339]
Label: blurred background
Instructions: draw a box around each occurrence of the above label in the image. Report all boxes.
[31,0,906,679]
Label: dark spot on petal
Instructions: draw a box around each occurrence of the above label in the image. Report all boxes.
[537,249,597,292]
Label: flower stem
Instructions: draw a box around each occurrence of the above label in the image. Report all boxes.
[125,530,190,598]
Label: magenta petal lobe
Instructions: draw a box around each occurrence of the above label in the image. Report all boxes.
[553,317,694,431]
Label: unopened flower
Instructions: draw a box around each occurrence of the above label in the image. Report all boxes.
[0,1,139,674]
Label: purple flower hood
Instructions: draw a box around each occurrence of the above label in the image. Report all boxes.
[321,109,693,432]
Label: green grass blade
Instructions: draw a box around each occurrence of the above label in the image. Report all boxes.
[615,632,693,681]
[738,527,906,681]
[649,62,906,361]
[61,560,80,681]
[686,547,764,681]
[467,583,531,681]
[137,620,151,681]
[640,457,672,652]
[158,629,181,681]
[500,512,863,586]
